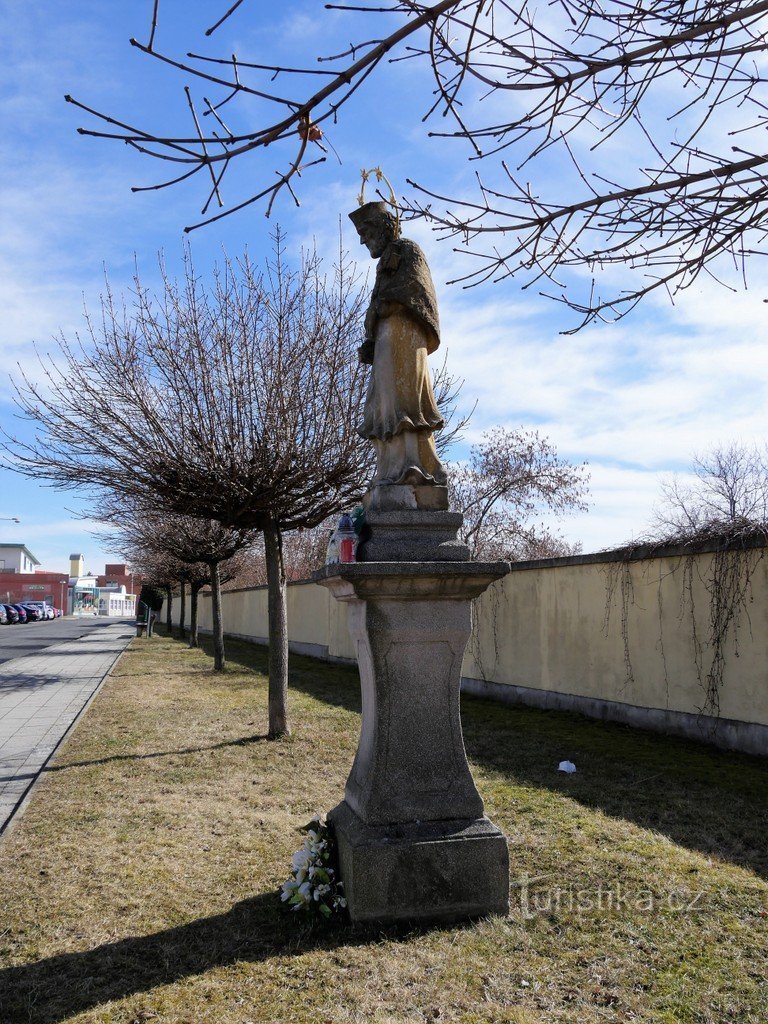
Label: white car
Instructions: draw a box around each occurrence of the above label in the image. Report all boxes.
[23,601,54,621]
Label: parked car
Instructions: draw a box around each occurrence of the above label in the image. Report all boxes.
[3,604,20,623]
[20,604,43,621]
[22,601,53,620]
[0,605,6,625]
[11,604,28,623]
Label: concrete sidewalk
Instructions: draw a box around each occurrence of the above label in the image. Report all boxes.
[0,621,135,836]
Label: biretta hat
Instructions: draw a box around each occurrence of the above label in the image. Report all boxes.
[348,201,395,230]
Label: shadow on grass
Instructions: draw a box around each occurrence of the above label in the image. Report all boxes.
[45,733,268,773]
[146,633,768,880]
[0,891,451,1024]
[460,693,768,880]
[0,893,347,1023]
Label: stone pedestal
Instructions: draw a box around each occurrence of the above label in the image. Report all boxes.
[315,553,510,924]
[363,483,449,513]
[328,802,509,924]
[358,511,469,563]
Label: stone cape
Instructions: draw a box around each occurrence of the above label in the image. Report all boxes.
[358,237,445,485]
[363,237,441,354]
[357,312,444,444]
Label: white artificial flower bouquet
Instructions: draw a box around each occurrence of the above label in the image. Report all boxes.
[280,815,347,920]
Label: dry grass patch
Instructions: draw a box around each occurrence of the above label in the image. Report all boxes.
[1,631,766,1023]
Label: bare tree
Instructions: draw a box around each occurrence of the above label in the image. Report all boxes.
[130,549,178,636]
[653,442,768,538]
[450,426,589,561]
[98,506,256,667]
[3,236,460,737]
[67,1,768,327]
[137,581,165,636]
[228,524,332,588]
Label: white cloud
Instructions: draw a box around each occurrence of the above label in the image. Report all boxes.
[290,164,768,556]
[2,0,766,569]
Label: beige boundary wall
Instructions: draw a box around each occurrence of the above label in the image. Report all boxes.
[193,543,768,757]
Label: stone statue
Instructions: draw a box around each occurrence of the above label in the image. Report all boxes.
[349,202,447,495]
[315,202,509,926]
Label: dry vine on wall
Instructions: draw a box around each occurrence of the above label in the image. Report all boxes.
[603,529,766,726]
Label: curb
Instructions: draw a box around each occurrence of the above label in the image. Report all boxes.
[0,629,135,840]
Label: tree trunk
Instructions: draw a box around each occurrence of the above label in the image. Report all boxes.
[264,520,290,738]
[178,584,186,640]
[189,584,200,648]
[165,585,173,636]
[209,560,225,671]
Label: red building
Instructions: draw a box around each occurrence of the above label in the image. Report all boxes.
[0,543,68,609]
[0,571,70,611]
[96,563,140,594]
[0,549,139,614]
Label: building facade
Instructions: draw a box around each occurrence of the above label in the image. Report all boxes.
[70,558,139,617]
[0,571,70,610]
[0,544,41,575]
[0,546,138,616]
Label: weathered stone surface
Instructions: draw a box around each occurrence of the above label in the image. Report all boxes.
[315,561,508,825]
[329,800,510,924]
[348,597,477,821]
[357,509,468,562]
[315,529,510,923]
[350,202,448,492]
[363,483,449,513]
[314,560,508,601]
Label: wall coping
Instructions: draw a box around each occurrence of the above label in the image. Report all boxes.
[209,531,768,595]
[211,578,325,597]
[506,531,768,573]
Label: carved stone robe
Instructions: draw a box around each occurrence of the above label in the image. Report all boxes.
[358,238,444,450]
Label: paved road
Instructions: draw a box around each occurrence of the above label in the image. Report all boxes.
[0,620,135,835]
[0,615,120,666]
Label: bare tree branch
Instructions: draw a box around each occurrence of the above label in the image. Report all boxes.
[68,0,768,326]
[450,426,589,560]
[205,0,247,37]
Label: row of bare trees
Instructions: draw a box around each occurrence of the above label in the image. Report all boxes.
[98,504,256,664]
[3,234,372,737]
[2,227,589,736]
[1,232,494,737]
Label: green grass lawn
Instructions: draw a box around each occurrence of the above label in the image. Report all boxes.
[1,631,766,1023]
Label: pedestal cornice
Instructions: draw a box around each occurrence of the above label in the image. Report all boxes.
[313,561,509,601]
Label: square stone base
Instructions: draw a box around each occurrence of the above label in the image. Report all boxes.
[356,510,470,563]
[363,484,449,512]
[328,801,509,924]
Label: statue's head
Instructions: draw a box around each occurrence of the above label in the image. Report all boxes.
[349,201,399,259]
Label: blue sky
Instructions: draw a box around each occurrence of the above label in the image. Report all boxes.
[1,1,767,572]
